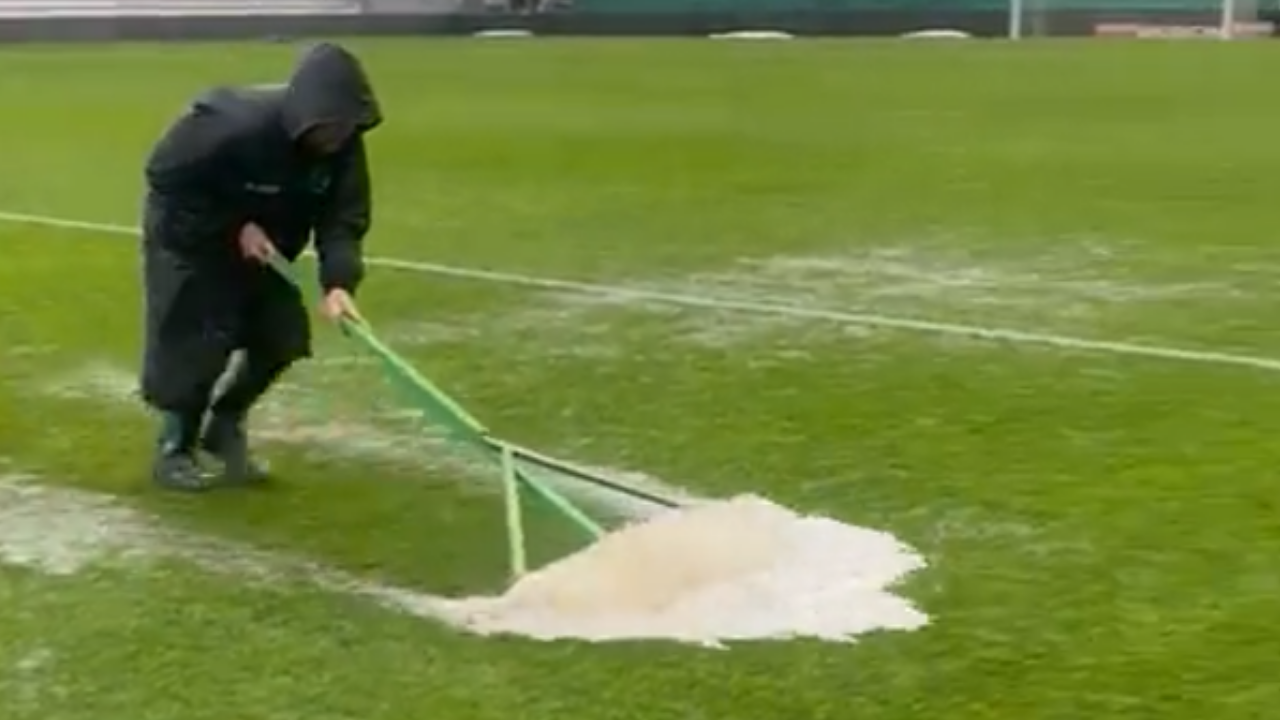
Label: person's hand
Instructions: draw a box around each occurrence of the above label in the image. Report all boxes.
[238,223,275,263]
[321,288,359,324]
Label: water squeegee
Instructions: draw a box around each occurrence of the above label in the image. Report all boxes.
[264,251,684,576]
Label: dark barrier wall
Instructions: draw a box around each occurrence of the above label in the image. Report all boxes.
[571,0,1227,12]
[0,8,1257,40]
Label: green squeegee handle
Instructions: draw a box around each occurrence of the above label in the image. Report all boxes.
[264,252,492,447]
[338,318,609,537]
[263,251,607,540]
[340,316,489,436]
[331,314,609,535]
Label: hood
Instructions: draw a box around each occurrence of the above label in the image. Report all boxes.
[282,42,382,141]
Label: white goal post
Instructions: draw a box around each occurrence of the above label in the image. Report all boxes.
[1005,0,1272,39]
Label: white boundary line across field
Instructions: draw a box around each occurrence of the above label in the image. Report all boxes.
[5,208,1280,374]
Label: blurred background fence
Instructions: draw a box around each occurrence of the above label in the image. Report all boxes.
[0,0,1273,41]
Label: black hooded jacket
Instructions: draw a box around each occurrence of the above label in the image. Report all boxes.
[143,42,383,294]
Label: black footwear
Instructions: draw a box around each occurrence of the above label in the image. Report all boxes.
[200,413,270,485]
[152,450,213,492]
[152,411,213,492]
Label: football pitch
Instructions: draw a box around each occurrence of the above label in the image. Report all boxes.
[2,37,1280,719]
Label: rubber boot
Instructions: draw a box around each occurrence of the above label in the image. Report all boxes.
[152,411,213,492]
[200,411,270,486]
[202,354,289,485]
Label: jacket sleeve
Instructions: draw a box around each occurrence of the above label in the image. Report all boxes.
[313,136,371,295]
[144,102,250,249]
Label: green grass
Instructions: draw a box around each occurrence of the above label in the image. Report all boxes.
[2,38,1280,719]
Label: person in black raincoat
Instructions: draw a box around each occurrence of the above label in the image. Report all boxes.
[139,41,382,491]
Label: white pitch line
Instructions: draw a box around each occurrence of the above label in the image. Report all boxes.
[4,208,1280,374]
